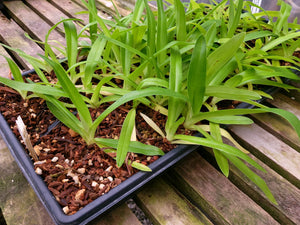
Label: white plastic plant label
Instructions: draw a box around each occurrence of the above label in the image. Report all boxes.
[251,0,262,14]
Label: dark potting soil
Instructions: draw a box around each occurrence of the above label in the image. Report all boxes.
[0,73,194,215]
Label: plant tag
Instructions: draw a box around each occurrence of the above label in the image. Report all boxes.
[16,116,39,161]
[251,0,262,14]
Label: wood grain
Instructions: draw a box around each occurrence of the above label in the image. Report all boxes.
[229,123,300,188]
[136,178,213,225]
[4,1,66,52]
[169,152,279,225]
[0,11,44,69]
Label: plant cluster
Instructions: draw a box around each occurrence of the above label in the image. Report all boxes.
[1,0,300,204]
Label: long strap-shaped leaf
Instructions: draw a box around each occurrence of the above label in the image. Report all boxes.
[188,108,300,139]
[84,37,107,88]
[207,32,245,80]
[41,56,93,130]
[174,0,186,41]
[63,20,78,82]
[94,138,164,156]
[173,134,265,172]
[187,35,206,114]
[91,87,188,134]
[116,108,136,167]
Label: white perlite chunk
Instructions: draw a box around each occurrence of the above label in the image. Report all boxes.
[105,166,113,172]
[75,189,85,201]
[99,184,105,189]
[35,167,42,175]
[92,181,98,187]
[51,156,59,162]
[107,176,113,182]
[63,206,69,214]
[77,168,86,174]
[34,160,46,165]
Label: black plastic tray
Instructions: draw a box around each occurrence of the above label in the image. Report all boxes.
[0,73,199,225]
[0,68,297,225]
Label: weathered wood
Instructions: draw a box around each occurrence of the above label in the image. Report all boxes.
[89,203,142,225]
[4,0,66,52]
[96,0,131,16]
[0,11,44,70]
[227,150,300,225]
[0,45,11,78]
[251,113,300,152]
[135,178,213,225]
[49,0,90,25]
[266,92,300,119]
[25,0,72,33]
[168,152,279,225]
[229,123,300,188]
[0,139,54,225]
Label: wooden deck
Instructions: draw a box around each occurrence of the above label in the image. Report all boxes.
[0,0,299,224]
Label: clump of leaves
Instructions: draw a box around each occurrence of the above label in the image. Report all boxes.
[1,0,300,204]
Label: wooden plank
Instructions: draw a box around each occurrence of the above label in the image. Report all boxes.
[96,0,131,17]
[0,45,11,78]
[251,113,300,152]
[0,11,44,70]
[135,178,213,225]
[229,123,300,188]
[168,152,279,225]
[49,0,90,25]
[266,92,300,119]
[0,139,55,225]
[90,203,141,225]
[70,0,115,20]
[24,0,73,33]
[227,150,300,225]
[4,1,66,52]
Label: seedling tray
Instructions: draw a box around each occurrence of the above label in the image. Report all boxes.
[0,70,296,225]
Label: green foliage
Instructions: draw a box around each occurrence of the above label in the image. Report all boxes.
[1,0,300,205]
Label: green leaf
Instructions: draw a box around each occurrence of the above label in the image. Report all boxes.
[187,35,206,114]
[117,108,136,167]
[207,116,253,125]
[227,0,243,37]
[84,37,107,88]
[157,0,168,65]
[88,0,98,43]
[2,56,27,99]
[94,138,164,156]
[174,0,186,41]
[131,161,152,172]
[261,32,300,52]
[92,87,188,135]
[244,30,275,42]
[207,32,245,81]
[44,95,84,136]
[63,20,78,81]
[166,47,185,140]
[205,86,261,101]
[41,56,93,131]
[0,76,66,97]
[173,134,265,172]
[226,154,277,204]
[210,122,229,177]
[188,108,300,139]
[137,78,169,90]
